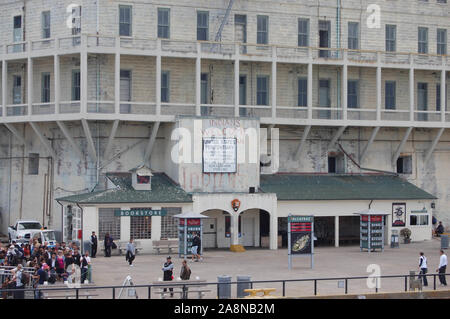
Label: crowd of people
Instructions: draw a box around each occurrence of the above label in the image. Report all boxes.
[0,239,92,299]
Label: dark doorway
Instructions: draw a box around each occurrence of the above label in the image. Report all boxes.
[278,217,288,248]
[338,216,360,246]
[259,210,270,247]
[314,216,335,246]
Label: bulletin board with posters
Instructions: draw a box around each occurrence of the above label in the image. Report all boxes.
[178,218,203,258]
[288,215,314,269]
[360,214,385,253]
[202,138,237,173]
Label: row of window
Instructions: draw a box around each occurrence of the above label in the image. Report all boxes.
[9,69,447,112]
[98,208,180,240]
[13,7,448,56]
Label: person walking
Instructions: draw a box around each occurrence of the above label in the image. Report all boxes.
[436,249,448,286]
[90,231,98,258]
[191,232,202,262]
[162,256,174,297]
[418,252,428,286]
[125,238,136,267]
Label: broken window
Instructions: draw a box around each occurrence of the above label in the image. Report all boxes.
[396,155,412,174]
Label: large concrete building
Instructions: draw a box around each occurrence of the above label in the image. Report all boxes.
[0,0,448,252]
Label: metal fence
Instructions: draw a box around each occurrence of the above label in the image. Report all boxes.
[0,272,448,299]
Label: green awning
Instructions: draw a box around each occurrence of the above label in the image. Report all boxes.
[260,174,437,201]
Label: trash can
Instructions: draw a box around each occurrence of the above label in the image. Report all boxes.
[236,275,251,298]
[217,275,232,299]
[390,233,399,248]
[441,235,449,249]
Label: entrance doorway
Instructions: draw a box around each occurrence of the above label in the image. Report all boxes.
[202,217,217,249]
[239,214,254,247]
[338,216,360,246]
[314,216,335,246]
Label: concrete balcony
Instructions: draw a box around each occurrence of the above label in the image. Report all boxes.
[0,34,448,129]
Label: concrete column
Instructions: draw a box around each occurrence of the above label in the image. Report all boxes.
[307,62,313,120]
[196,43,201,116]
[151,206,162,241]
[269,213,278,250]
[230,213,239,246]
[441,70,446,122]
[80,34,88,114]
[114,50,120,114]
[409,65,415,122]
[82,207,99,244]
[376,63,382,121]
[120,206,131,242]
[342,54,348,121]
[335,216,339,248]
[2,60,7,117]
[271,47,277,119]
[54,55,60,114]
[156,39,161,116]
[234,43,240,117]
[27,57,33,116]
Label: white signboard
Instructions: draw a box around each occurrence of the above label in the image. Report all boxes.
[203,138,237,173]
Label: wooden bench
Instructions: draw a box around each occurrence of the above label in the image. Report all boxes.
[152,279,210,299]
[118,241,143,256]
[152,240,178,254]
[38,283,98,299]
[244,288,276,298]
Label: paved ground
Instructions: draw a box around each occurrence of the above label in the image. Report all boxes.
[85,237,449,298]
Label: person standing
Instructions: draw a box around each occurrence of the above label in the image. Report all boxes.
[191,232,202,262]
[436,249,448,286]
[104,233,113,257]
[90,232,98,258]
[80,251,91,283]
[418,252,428,286]
[126,238,136,267]
[14,264,25,299]
[180,259,191,280]
[162,256,174,297]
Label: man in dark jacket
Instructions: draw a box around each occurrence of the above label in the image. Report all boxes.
[191,232,202,262]
[90,232,98,258]
[104,233,113,257]
[162,256,174,297]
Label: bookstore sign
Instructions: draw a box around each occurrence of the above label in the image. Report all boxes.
[114,209,167,217]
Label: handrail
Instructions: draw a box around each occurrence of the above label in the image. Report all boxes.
[1,33,448,60]
[1,272,447,299]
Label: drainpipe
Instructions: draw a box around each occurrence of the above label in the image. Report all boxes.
[336,0,341,110]
[56,199,64,242]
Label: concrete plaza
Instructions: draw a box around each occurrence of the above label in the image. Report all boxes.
[88,237,448,298]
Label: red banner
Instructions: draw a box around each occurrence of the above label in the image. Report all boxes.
[179,218,201,226]
[362,215,383,222]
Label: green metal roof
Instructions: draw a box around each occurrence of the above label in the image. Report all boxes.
[56,173,192,204]
[259,174,437,201]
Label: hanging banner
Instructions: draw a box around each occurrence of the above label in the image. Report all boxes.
[392,203,406,227]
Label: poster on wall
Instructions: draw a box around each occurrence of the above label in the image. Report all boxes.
[202,138,237,173]
[392,203,406,227]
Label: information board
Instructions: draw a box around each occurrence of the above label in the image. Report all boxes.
[178,218,203,258]
[288,215,314,269]
[360,215,385,253]
[202,138,237,173]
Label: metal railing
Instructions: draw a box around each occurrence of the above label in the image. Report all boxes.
[0,272,447,299]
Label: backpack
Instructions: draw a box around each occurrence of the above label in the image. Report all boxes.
[21,271,29,285]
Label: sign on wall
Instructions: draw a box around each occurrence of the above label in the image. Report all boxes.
[202,138,237,173]
[114,208,167,217]
[288,215,314,269]
[392,203,406,227]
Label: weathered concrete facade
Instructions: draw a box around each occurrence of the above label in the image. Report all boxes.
[0,0,449,246]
